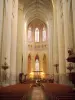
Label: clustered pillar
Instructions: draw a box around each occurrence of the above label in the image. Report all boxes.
[52,0,75,84]
[0,0,18,85]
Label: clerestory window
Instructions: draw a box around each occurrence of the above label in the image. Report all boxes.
[35,28,39,42]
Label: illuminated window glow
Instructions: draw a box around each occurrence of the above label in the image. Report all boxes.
[35,28,39,42]
[42,27,46,41]
[35,59,39,71]
[28,27,32,41]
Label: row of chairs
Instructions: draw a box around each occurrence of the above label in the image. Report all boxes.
[0,83,32,100]
[0,93,23,100]
[42,83,75,100]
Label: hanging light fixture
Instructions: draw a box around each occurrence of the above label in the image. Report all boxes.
[2,57,9,83]
[2,57,9,70]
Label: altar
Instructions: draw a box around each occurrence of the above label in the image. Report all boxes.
[33,71,43,79]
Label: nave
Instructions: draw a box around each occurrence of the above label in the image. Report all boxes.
[0,1,75,100]
[31,86,45,100]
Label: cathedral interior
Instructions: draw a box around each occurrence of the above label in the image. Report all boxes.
[0,0,75,100]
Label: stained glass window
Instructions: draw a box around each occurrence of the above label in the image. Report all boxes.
[28,27,32,42]
[42,27,46,41]
[35,28,39,42]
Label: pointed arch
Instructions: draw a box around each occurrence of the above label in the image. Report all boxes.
[43,54,47,72]
[28,54,31,73]
[35,54,39,71]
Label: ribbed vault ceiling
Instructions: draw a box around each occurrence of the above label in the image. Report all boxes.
[19,0,53,24]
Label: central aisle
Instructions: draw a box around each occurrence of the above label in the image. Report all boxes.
[31,86,45,100]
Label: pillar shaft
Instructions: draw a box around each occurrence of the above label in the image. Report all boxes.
[16,3,24,82]
[72,0,75,52]
[0,0,4,82]
[67,0,74,49]
[48,20,54,75]
[57,0,66,74]
[10,0,18,84]
[23,23,28,74]
[56,0,66,84]
[53,1,58,74]
[0,0,4,63]
[63,0,73,73]
[1,0,12,84]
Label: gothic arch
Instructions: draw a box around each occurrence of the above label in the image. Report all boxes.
[35,54,39,60]
[43,54,47,73]
[35,54,40,71]
[28,54,31,73]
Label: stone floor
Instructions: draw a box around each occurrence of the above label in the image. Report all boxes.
[31,86,45,100]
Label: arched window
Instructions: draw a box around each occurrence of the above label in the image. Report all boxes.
[42,27,46,41]
[35,28,39,42]
[35,55,39,71]
[28,27,32,42]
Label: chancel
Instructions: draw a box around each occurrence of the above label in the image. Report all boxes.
[0,0,75,100]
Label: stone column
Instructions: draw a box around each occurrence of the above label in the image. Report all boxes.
[72,0,75,52]
[10,0,18,84]
[5,0,12,82]
[16,3,24,82]
[0,0,4,64]
[62,0,74,85]
[62,0,73,73]
[56,0,66,84]
[67,0,74,49]
[53,1,59,83]
[0,0,4,82]
[23,22,28,75]
[47,19,54,75]
[1,0,12,85]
